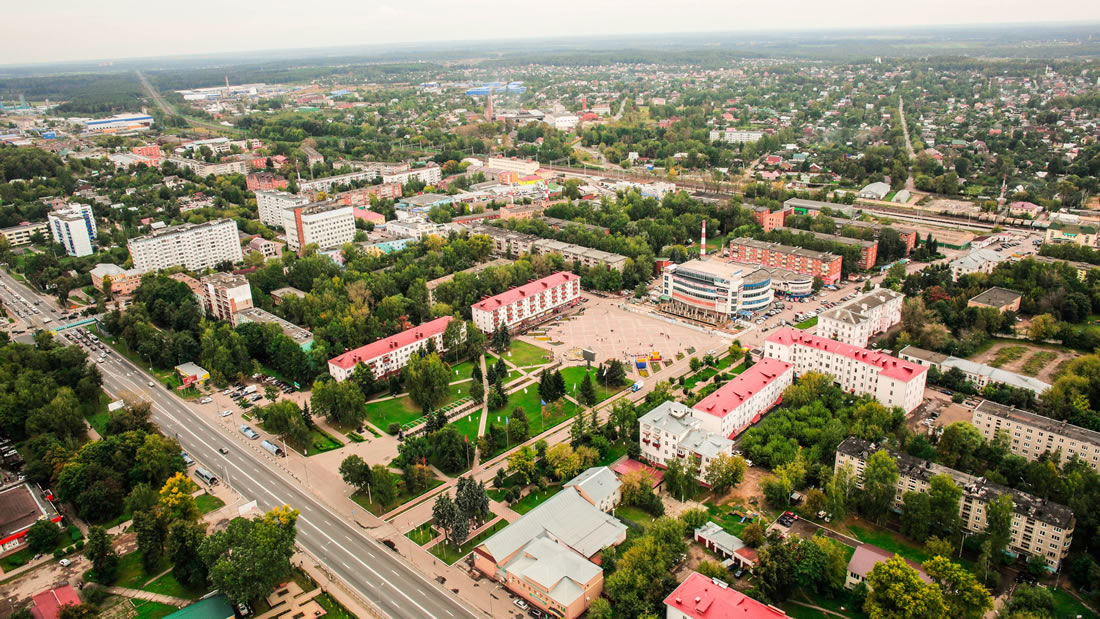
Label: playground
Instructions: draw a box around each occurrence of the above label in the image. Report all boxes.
[524,295,733,372]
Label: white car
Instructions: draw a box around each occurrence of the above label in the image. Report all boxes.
[59,558,71,567]
[513,599,529,611]
[200,397,213,404]
[221,410,232,417]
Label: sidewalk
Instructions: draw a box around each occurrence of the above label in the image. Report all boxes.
[105,586,190,608]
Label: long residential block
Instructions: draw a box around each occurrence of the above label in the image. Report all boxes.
[817,288,904,348]
[127,219,243,273]
[764,327,926,412]
[776,227,878,270]
[973,400,1100,471]
[836,437,1074,569]
[692,357,794,438]
[898,345,1050,395]
[728,237,842,285]
[327,316,458,381]
[471,271,581,334]
[255,190,310,228]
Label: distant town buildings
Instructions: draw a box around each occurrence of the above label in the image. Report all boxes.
[127,219,243,272]
[776,227,878,271]
[708,128,765,144]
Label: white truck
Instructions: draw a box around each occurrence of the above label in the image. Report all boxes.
[631,380,645,393]
[242,385,258,395]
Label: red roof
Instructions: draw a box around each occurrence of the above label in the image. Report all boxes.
[31,585,81,619]
[765,328,927,383]
[611,459,664,486]
[328,316,453,369]
[693,358,792,419]
[664,573,788,619]
[472,272,579,312]
[848,544,931,582]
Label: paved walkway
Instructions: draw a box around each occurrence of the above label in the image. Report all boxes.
[104,586,190,607]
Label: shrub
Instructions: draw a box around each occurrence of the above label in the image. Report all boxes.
[75,541,84,551]
[52,549,64,560]
[388,423,401,435]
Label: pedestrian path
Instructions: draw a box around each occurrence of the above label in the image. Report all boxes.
[104,586,190,607]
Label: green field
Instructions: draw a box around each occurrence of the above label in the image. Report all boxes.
[511,485,564,515]
[0,547,34,571]
[430,519,508,564]
[1021,350,1058,376]
[129,600,178,619]
[795,317,818,329]
[449,358,479,382]
[451,411,483,443]
[315,593,356,619]
[405,522,440,546]
[503,341,551,367]
[615,505,656,527]
[350,473,444,516]
[684,358,746,390]
[1051,587,1099,619]
[85,391,113,436]
[143,571,208,600]
[559,366,625,404]
[486,355,525,383]
[488,387,580,438]
[195,493,225,515]
[368,382,472,434]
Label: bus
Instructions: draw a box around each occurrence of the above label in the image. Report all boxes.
[195,467,219,486]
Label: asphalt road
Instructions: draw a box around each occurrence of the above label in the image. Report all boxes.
[1,270,477,619]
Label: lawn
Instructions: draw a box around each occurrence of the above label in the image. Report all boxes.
[847,523,941,568]
[142,571,208,600]
[405,522,440,546]
[615,505,656,527]
[315,593,356,619]
[559,366,625,404]
[430,519,509,564]
[350,473,444,516]
[795,317,818,329]
[130,600,178,619]
[596,441,629,467]
[487,387,580,440]
[704,501,764,538]
[989,345,1028,368]
[1051,587,1099,619]
[85,391,113,436]
[0,547,34,571]
[486,355,525,383]
[368,382,472,434]
[504,341,552,367]
[304,427,343,455]
[449,358,479,382]
[1021,351,1058,376]
[195,493,225,515]
[511,485,564,515]
[451,410,483,443]
[98,549,167,589]
[684,359,746,391]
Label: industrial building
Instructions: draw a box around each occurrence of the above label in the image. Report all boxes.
[127,219,243,273]
[471,272,581,334]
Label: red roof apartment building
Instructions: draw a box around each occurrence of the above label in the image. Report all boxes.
[692,357,794,439]
[775,227,878,271]
[471,272,581,334]
[764,327,927,412]
[728,237,843,285]
[665,572,789,619]
[327,316,459,382]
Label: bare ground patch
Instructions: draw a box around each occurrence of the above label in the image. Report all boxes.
[969,340,1079,384]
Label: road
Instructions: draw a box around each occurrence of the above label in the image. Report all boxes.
[1,270,477,619]
[136,71,239,134]
[898,95,916,193]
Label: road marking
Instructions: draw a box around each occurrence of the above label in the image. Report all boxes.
[390,569,398,576]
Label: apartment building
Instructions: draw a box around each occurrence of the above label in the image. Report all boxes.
[836,437,1075,569]
[296,170,374,194]
[485,157,540,175]
[0,222,49,247]
[426,258,512,305]
[471,271,581,334]
[127,219,243,272]
[201,272,254,324]
[167,157,248,177]
[639,401,736,480]
[233,308,314,351]
[661,260,773,324]
[839,219,919,254]
[949,248,1009,280]
[382,164,442,186]
[972,400,1100,471]
[531,239,627,271]
[708,128,766,144]
[247,236,282,259]
[728,238,843,285]
[467,225,537,256]
[281,201,355,253]
[255,190,310,228]
[898,346,1051,395]
[693,358,795,438]
[330,183,403,206]
[1031,255,1100,282]
[775,227,878,271]
[752,206,791,233]
[327,316,458,381]
[90,263,144,297]
[472,482,627,619]
[48,204,96,257]
[764,328,927,412]
[817,288,904,348]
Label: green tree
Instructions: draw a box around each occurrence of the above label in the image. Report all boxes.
[664,457,699,502]
[900,491,932,542]
[924,536,954,560]
[861,449,899,524]
[370,464,396,507]
[985,493,1014,558]
[755,537,799,602]
[827,463,856,520]
[469,378,484,404]
[927,474,962,538]
[507,446,537,485]
[864,556,946,619]
[339,455,372,493]
[84,526,119,582]
[432,493,461,548]
[936,422,983,471]
[200,506,299,604]
[167,520,208,588]
[1004,585,1055,617]
[703,453,747,494]
[133,509,168,574]
[25,520,61,553]
[454,476,490,527]
[923,555,993,619]
[579,372,597,406]
[310,379,365,427]
[405,353,451,412]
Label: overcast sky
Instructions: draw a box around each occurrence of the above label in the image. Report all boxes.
[6,0,1099,65]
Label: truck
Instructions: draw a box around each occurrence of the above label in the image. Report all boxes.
[242,385,258,395]
[631,380,645,393]
[261,440,285,457]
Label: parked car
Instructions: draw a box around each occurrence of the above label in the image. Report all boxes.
[181,452,195,467]
[513,599,529,611]
[221,410,232,417]
[59,559,71,567]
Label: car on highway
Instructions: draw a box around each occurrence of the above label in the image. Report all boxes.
[147,381,155,387]
[218,447,229,455]
[240,425,260,440]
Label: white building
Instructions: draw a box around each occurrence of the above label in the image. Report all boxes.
[485,157,540,176]
[201,272,253,325]
[972,400,1100,472]
[327,316,458,381]
[76,114,154,135]
[661,260,773,324]
[563,466,621,512]
[708,128,765,144]
[167,157,248,177]
[898,346,1051,396]
[691,357,795,438]
[858,182,890,200]
[764,327,927,412]
[817,289,904,348]
[382,165,442,187]
[544,113,579,131]
[297,170,375,194]
[48,204,96,257]
[638,401,735,481]
[255,190,309,228]
[949,248,1009,280]
[127,219,243,272]
[0,221,49,247]
[471,271,581,334]
[281,201,355,253]
[385,217,451,240]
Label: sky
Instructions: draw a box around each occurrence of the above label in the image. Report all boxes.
[6,0,1100,65]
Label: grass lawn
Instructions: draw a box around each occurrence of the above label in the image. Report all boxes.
[103,550,167,589]
[511,485,564,515]
[795,317,818,329]
[1051,587,1099,619]
[504,341,552,367]
[486,355,524,383]
[449,358,478,382]
[368,382,471,434]
[705,502,763,538]
[130,600,178,619]
[597,441,629,467]
[488,387,580,439]
[405,522,440,546]
[615,505,656,527]
[1021,350,1058,376]
[350,473,444,516]
[85,391,112,436]
[845,522,970,569]
[430,519,508,565]
[0,547,33,571]
[195,493,225,515]
[142,571,208,600]
[684,360,746,391]
[451,410,483,443]
[303,427,343,455]
[315,593,356,619]
[989,345,1028,368]
[559,366,625,404]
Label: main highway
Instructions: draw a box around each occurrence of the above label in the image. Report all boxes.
[0,268,478,619]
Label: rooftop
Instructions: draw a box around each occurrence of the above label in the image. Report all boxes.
[820,289,904,326]
[898,345,1051,394]
[270,286,306,300]
[234,308,314,346]
[563,466,621,507]
[0,482,57,541]
[401,193,453,207]
[478,486,626,561]
[129,218,236,242]
[974,399,1100,448]
[664,572,789,619]
[782,197,856,217]
[164,594,235,619]
[472,271,579,312]
[777,227,877,249]
[693,358,793,419]
[766,327,927,383]
[666,259,746,281]
[329,316,452,369]
[969,287,1023,308]
[838,437,1075,529]
[730,237,840,263]
[30,585,81,619]
[501,535,600,608]
[847,544,930,582]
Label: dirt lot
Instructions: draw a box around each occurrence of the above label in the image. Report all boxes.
[970,340,1079,385]
[710,465,770,508]
[908,389,973,434]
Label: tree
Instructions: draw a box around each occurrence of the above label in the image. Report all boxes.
[84,526,119,582]
[57,605,98,619]
[1004,585,1055,617]
[689,357,702,372]
[370,464,396,507]
[587,598,613,619]
[664,457,699,502]
[133,509,167,573]
[827,463,856,520]
[900,491,932,542]
[985,493,1014,558]
[507,446,537,485]
[923,556,993,619]
[741,522,765,547]
[936,422,983,471]
[762,474,793,509]
[310,380,365,427]
[1028,313,1058,341]
[405,353,451,412]
[927,474,962,538]
[25,520,61,553]
[695,560,728,580]
[924,536,954,560]
[490,325,510,352]
[454,476,490,527]
[167,520,208,588]
[546,443,583,481]
[861,449,899,524]
[680,507,710,530]
[579,372,597,406]
[159,473,200,522]
[864,556,946,619]
[135,433,186,487]
[755,537,799,602]
[469,378,484,404]
[201,506,299,604]
[507,407,529,443]
[260,401,310,448]
[339,455,372,493]
[703,454,747,494]
[432,493,461,548]
[351,363,376,396]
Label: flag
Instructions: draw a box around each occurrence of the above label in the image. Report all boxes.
[540,399,546,406]
[505,417,509,426]
[464,434,468,443]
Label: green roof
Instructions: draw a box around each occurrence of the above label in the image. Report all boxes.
[165,595,234,619]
